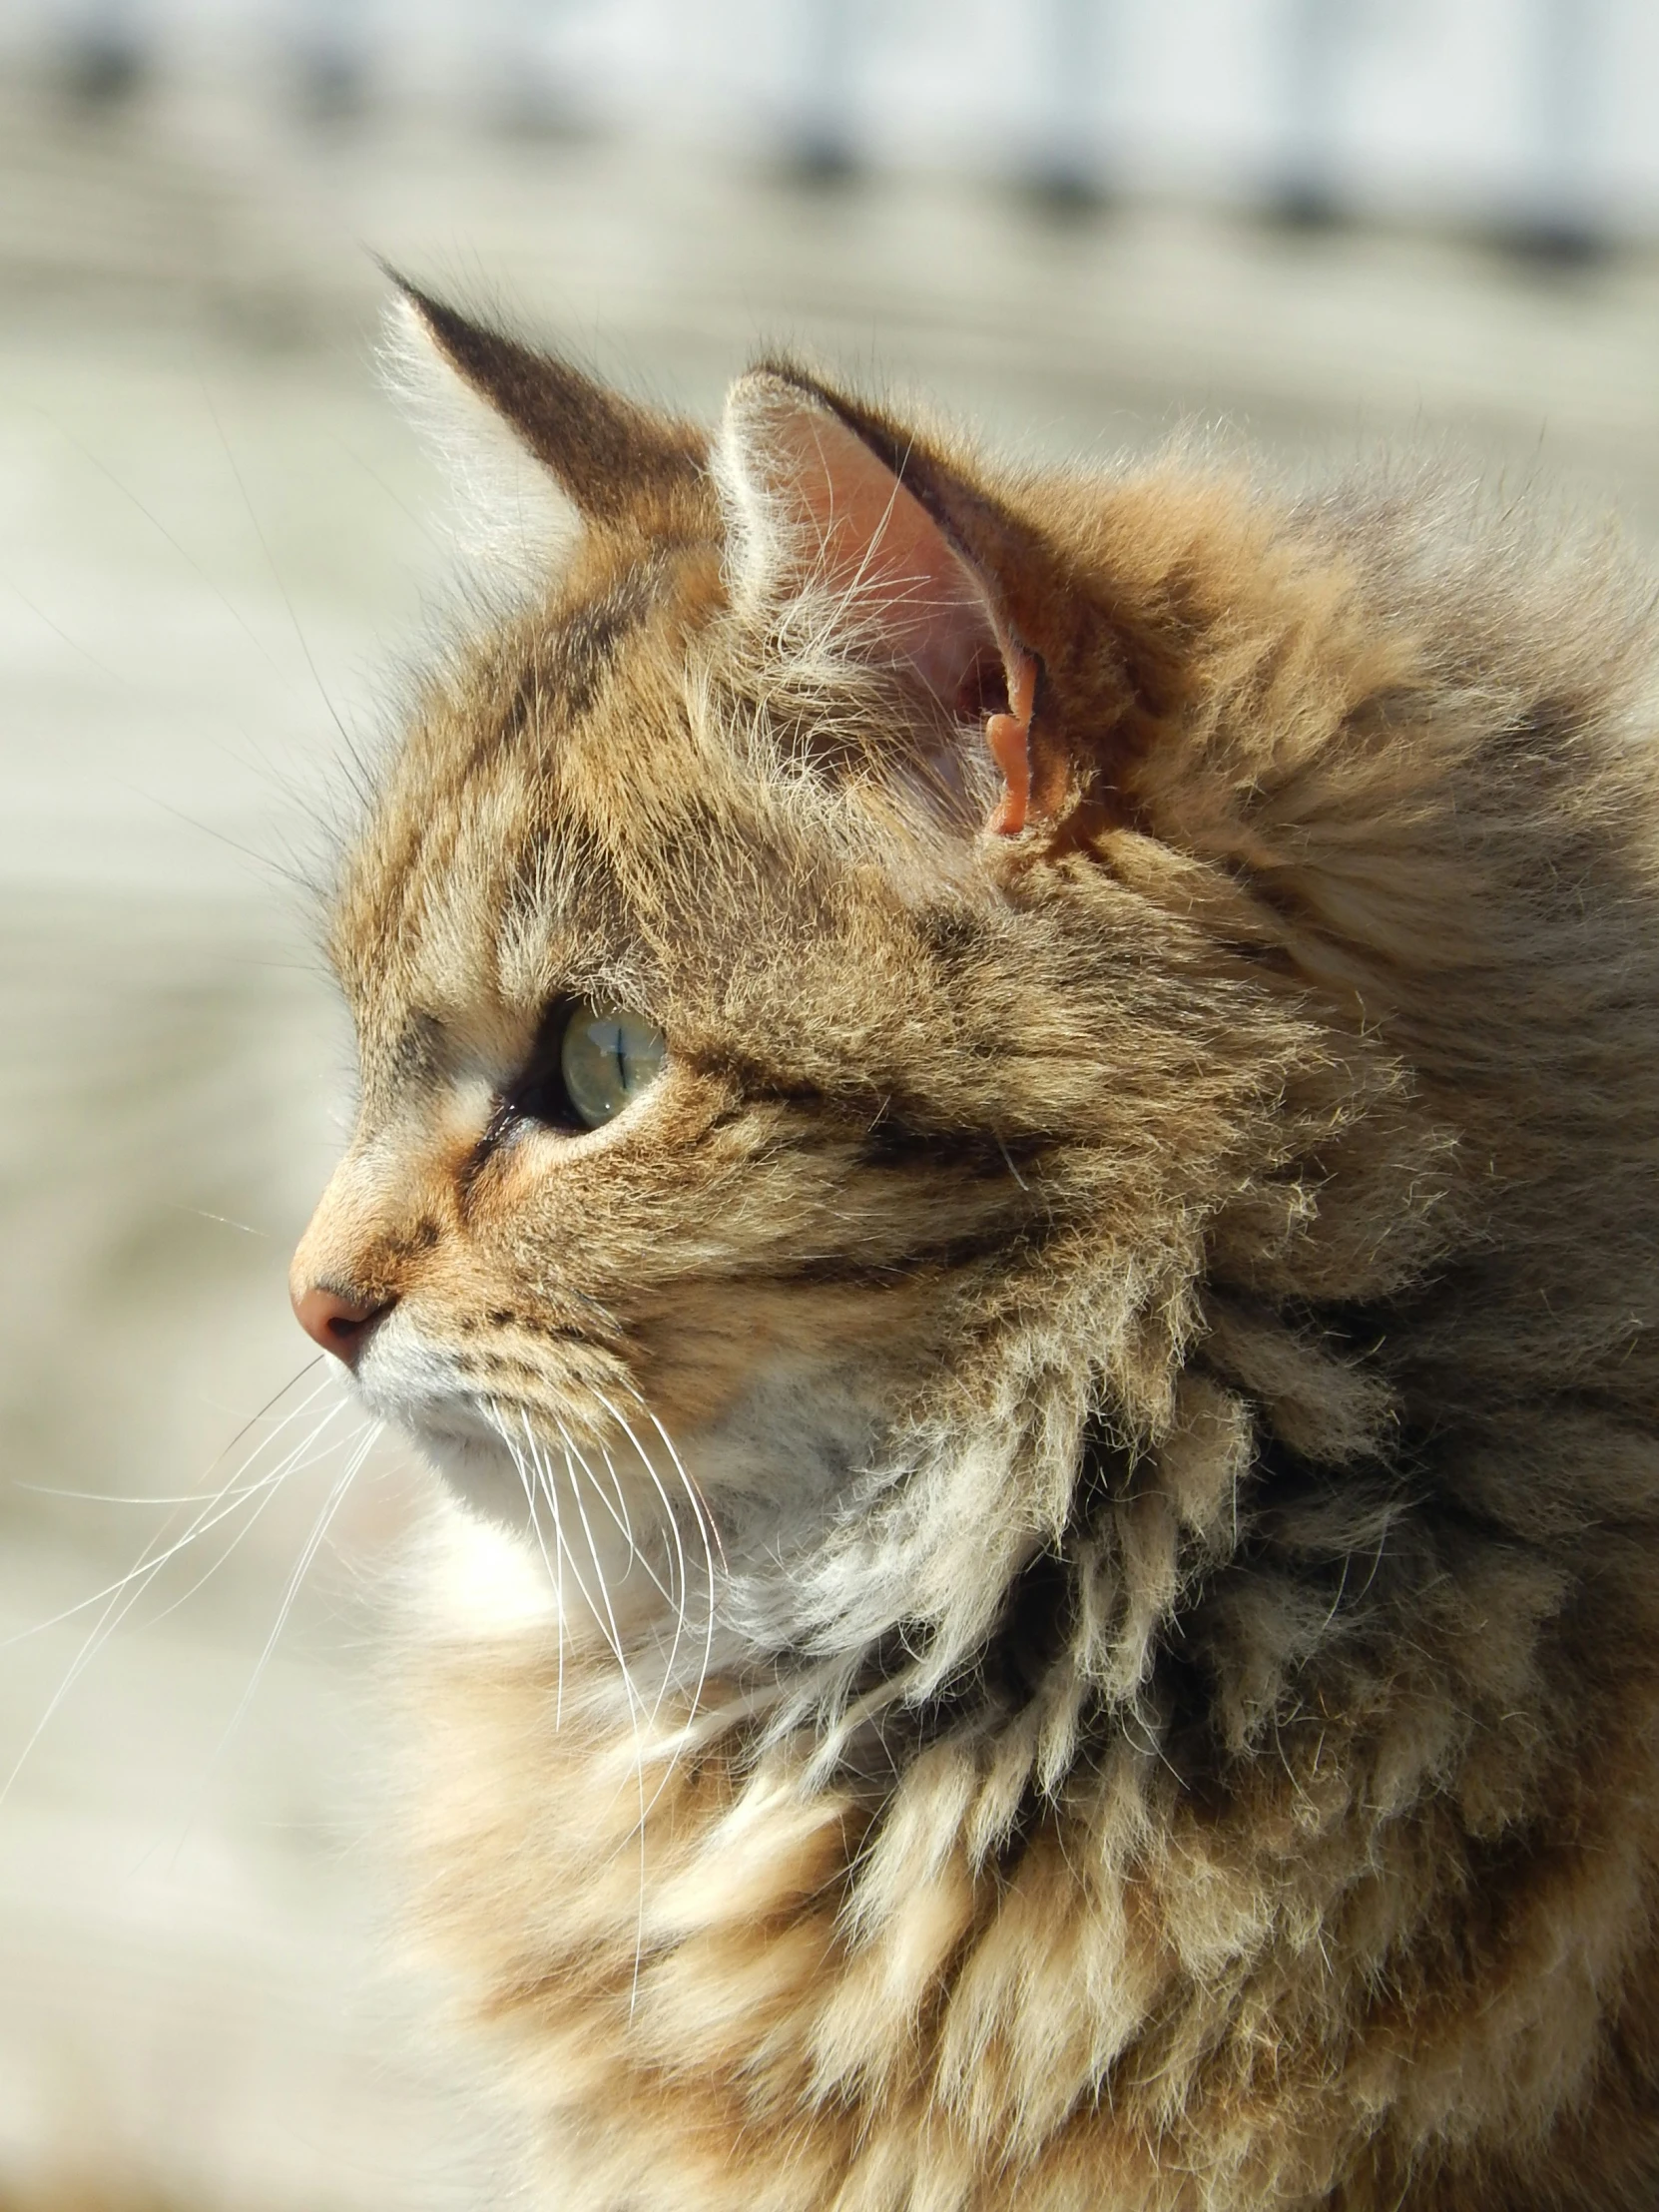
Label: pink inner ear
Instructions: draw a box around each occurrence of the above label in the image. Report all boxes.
[770,407,1033,830]
[776,412,999,703]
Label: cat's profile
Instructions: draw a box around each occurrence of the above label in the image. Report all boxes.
[290,277,1659,2210]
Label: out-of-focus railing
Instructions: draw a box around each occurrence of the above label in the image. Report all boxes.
[5,0,1654,249]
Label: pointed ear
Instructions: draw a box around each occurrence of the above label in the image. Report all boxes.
[383,275,707,539]
[716,367,1062,835]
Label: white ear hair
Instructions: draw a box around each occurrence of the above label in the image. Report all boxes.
[711,372,806,619]
[380,291,583,585]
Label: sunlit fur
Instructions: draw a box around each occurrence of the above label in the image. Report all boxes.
[295,293,1659,2211]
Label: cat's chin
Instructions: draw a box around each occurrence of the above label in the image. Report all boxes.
[417,1482,564,1637]
[414,1424,540,1531]
[347,1357,530,1526]
[407,1422,679,1647]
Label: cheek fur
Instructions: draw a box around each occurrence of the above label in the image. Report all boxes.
[630,1275,947,1442]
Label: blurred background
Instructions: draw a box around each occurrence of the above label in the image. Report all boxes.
[4,2,1659,2207]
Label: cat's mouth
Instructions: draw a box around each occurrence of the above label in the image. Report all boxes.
[343,1305,723,1622]
[348,1302,895,1647]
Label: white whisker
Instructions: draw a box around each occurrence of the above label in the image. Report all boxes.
[130,1409,352,1637]
[599,1431,676,1608]
[204,1418,383,1769]
[3,1380,344,1649]
[480,1386,725,2017]
[13,1483,266,1506]
[514,1416,632,1706]
[3,1376,351,1801]
[555,1414,676,1612]
[540,1425,651,2017]
[624,1389,721,1730]
[486,1400,568,1726]
[591,1386,695,1712]
[497,1412,653,2011]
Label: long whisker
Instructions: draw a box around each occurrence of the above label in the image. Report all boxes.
[589,1388,695,1715]
[554,1414,676,1611]
[539,1426,653,2017]
[1,1389,350,1800]
[624,1390,721,1729]
[155,1418,384,1869]
[585,1392,724,1888]
[33,1403,346,1682]
[2,1381,343,1648]
[627,1390,725,1575]
[588,1426,687,1724]
[556,1412,640,1573]
[487,1400,568,1726]
[202,1357,329,1473]
[557,1435,645,1716]
[514,1415,630,1699]
[206,1419,384,1765]
[516,1412,658,2014]
[596,1428,691,1690]
[13,1483,263,1506]
[598,1431,676,1609]
[128,1408,352,1637]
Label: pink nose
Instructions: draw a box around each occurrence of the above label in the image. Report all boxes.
[291,1282,391,1363]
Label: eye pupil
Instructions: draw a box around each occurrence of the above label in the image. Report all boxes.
[558,999,666,1129]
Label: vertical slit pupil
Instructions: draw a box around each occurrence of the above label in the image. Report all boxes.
[511,997,667,1132]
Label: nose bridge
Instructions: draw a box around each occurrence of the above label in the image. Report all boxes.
[289,1135,440,1313]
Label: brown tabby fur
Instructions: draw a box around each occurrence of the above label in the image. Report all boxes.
[293,282,1659,2211]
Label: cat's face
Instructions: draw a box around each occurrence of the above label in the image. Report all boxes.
[293,527,1030,1563]
[290,287,1397,1673]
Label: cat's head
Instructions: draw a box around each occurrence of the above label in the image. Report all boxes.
[291,283,1435,1722]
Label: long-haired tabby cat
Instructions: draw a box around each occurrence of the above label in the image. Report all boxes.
[288,278,1659,2211]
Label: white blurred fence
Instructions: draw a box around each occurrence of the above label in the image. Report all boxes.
[5,0,1655,241]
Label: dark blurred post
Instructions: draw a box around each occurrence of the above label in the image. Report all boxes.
[54,0,149,104]
[1030,0,1108,213]
[789,0,858,182]
[483,0,590,135]
[290,0,372,122]
[1514,0,1604,262]
[1275,0,1347,227]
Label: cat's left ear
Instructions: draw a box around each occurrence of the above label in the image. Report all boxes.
[383,275,707,569]
[716,366,1081,836]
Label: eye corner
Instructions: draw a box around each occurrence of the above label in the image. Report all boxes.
[506,994,585,1134]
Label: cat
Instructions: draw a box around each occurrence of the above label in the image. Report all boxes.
[288,276,1659,2211]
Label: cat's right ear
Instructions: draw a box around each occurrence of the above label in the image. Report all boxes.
[381,276,705,572]
[714,367,1058,837]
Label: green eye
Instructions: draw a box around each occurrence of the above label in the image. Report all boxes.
[558,999,667,1129]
